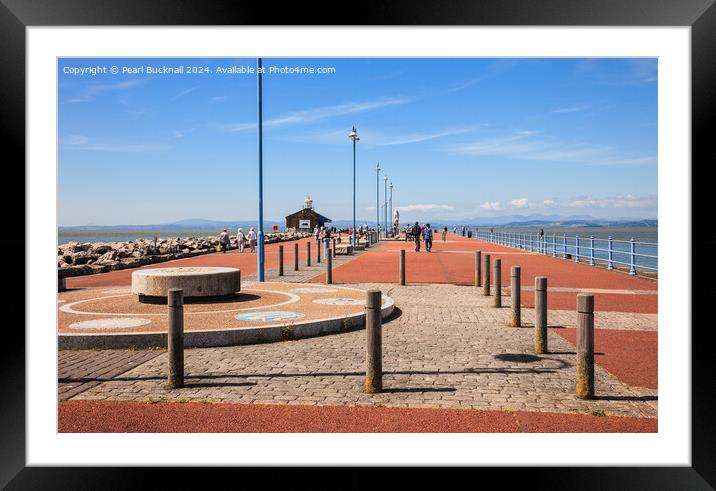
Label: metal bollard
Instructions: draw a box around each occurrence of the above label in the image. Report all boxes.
[333,237,337,257]
[629,238,637,275]
[399,249,406,285]
[576,294,595,399]
[278,245,284,276]
[552,234,557,257]
[534,277,548,354]
[317,240,321,263]
[294,242,299,270]
[474,250,482,287]
[589,236,595,266]
[326,249,333,284]
[493,259,502,307]
[483,254,491,296]
[607,236,613,270]
[59,276,67,292]
[575,234,580,263]
[364,289,383,393]
[511,266,521,327]
[307,241,311,267]
[167,288,184,389]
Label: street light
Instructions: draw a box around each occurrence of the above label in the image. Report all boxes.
[348,127,360,247]
[257,57,265,282]
[383,176,388,239]
[375,163,381,241]
[389,182,393,237]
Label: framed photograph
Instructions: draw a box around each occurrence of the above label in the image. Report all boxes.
[7,0,712,486]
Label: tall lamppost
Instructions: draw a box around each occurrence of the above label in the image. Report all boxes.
[375,163,381,240]
[257,57,265,282]
[348,127,360,247]
[383,176,388,239]
[389,182,393,237]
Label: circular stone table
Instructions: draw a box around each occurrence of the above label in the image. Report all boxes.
[131,267,241,303]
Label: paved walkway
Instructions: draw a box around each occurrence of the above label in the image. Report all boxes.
[63,284,657,419]
[59,233,658,431]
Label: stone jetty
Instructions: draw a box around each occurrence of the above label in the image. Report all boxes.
[58,232,311,278]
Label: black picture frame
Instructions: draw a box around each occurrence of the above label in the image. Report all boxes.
[5,0,711,487]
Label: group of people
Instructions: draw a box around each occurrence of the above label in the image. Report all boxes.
[217,227,257,253]
[409,222,443,252]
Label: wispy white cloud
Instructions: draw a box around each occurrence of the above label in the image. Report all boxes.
[217,96,412,132]
[480,201,503,211]
[60,136,171,153]
[63,79,145,104]
[398,204,455,212]
[504,194,656,212]
[444,130,656,166]
[171,87,198,101]
[448,77,483,92]
[372,127,478,146]
[560,194,657,210]
[552,104,589,113]
[61,134,89,145]
[209,95,228,104]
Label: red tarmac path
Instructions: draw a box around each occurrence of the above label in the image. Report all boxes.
[555,328,658,389]
[59,400,657,433]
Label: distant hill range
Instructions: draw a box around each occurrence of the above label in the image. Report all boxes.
[60,215,657,231]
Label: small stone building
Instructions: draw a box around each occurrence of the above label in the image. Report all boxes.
[285,195,332,231]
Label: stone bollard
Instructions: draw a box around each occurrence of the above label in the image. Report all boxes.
[294,242,299,271]
[534,277,548,354]
[474,250,482,287]
[364,289,383,393]
[399,249,406,285]
[278,245,284,276]
[483,254,491,296]
[326,249,333,284]
[167,288,184,389]
[511,266,521,327]
[493,258,502,307]
[307,242,311,267]
[576,294,595,399]
[317,240,321,263]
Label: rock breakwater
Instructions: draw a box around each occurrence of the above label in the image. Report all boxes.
[58,232,311,278]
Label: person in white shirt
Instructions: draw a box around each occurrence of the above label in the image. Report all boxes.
[236,228,245,253]
[248,227,257,253]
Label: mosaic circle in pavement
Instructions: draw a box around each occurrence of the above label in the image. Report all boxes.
[313,298,365,306]
[58,282,390,335]
[235,311,305,322]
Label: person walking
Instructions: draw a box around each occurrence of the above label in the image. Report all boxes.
[442,226,447,242]
[412,221,422,252]
[423,223,433,252]
[248,227,257,253]
[218,228,230,253]
[322,226,332,257]
[314,226,321,248]
[236,228,245,253]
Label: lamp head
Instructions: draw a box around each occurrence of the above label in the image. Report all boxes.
[348,127,360,141]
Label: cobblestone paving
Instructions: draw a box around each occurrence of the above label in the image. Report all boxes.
[59,349,163,400]
[71,283,657,418]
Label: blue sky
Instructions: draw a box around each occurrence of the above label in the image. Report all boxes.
[58,58,657,226]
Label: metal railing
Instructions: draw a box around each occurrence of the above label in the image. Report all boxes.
[472,230,657,277]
